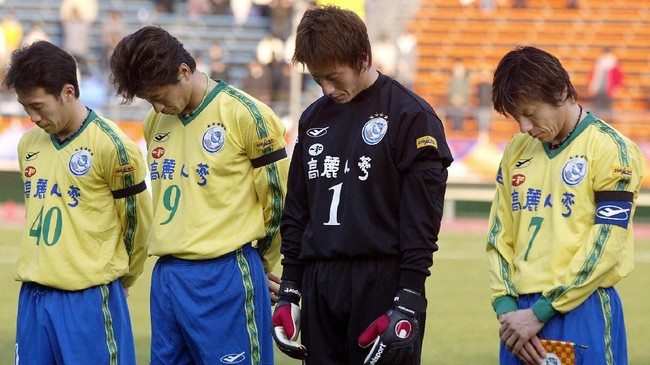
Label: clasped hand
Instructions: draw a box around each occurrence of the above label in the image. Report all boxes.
[498,309,547,364]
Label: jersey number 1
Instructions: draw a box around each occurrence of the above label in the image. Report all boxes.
[324,183,342,226]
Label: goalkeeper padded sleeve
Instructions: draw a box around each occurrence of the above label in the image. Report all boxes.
[358,288,427,365]
[271,280,308,359]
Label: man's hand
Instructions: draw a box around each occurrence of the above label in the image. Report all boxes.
[514,335,547,365]
[271,280,307,359]
[267,272,281,305]
[358,288,427,365]
[498,308,544,355]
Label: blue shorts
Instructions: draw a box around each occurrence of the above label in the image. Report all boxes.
[500,287,627,365]
[150,244,273,365]
[15,279,136,365]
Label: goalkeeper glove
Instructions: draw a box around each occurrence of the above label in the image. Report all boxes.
[271,280,308,359]
[358,288,427,365]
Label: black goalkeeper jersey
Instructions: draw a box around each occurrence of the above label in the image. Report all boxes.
[281,73,453,292]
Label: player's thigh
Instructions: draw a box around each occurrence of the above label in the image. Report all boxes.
[15,283,56,365]
[161,246,273,364]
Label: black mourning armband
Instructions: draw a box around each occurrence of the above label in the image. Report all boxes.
[112,180,147,199]
[251,148,287,168]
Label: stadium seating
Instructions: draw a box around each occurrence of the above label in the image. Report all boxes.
[409,0,650,142]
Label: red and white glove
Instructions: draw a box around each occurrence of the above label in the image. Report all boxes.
[271,280,308,359]
[358,288,427,365]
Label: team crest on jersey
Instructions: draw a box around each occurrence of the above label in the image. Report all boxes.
[69,148,93,176]
[202,123,226,154]
[543,354,562,365]
[362,114,388,145]
[562,157,587,186]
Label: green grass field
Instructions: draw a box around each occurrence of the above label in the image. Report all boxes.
[0,223,648,364]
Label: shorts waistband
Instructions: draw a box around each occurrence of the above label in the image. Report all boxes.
[157,243,253,266]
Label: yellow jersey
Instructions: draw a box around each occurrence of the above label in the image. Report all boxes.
[487,113,645,321]
[16,110,152,290]
[144,80,289,272]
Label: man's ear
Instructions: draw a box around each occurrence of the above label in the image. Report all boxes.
[61,84,76,102]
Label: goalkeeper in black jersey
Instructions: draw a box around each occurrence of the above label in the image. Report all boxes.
[271,6,453,365]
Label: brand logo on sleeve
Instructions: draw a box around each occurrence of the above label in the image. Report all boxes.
[255,136,278,150]
[114,163,136,176]
[611,166,632,178]
[595,200,632,228]
[416,136,438,149]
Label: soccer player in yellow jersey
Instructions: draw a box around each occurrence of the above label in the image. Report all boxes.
[4,41,152,364]
[110,26,289,364]
[487,46,645,365]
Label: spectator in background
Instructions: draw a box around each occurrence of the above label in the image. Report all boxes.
[208,44,229,80]
[256,33,285,66]
[1,10,24,53]
[316,0,366,20]
[476,65,493,141]
[79,61,108,113]
[211,0,231,15]
[587,47,623,122]
[22,21,50,46]
[242,59,273,105]
[188,0,213,18]
[154,0,177,13]
[566,0,579,8]
[268,55,290,116]
[60,0,98,62]
[270,0,293,41]
[192,50,210,74]
[0,9,24,69]
[512,0,528,8]
[100,10,125,74]
[0,22,7,92]
[372,33,399,78]
[396,30,417,89]
[447,58,472,131]
[231,0,253,25]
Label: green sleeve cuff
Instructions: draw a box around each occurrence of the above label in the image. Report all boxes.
[493,296,519,316]
[531,297,558,323]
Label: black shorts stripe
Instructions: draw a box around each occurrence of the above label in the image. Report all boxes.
[251,148,287,168]
[112,180,147,199]
[595,190,634,203]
